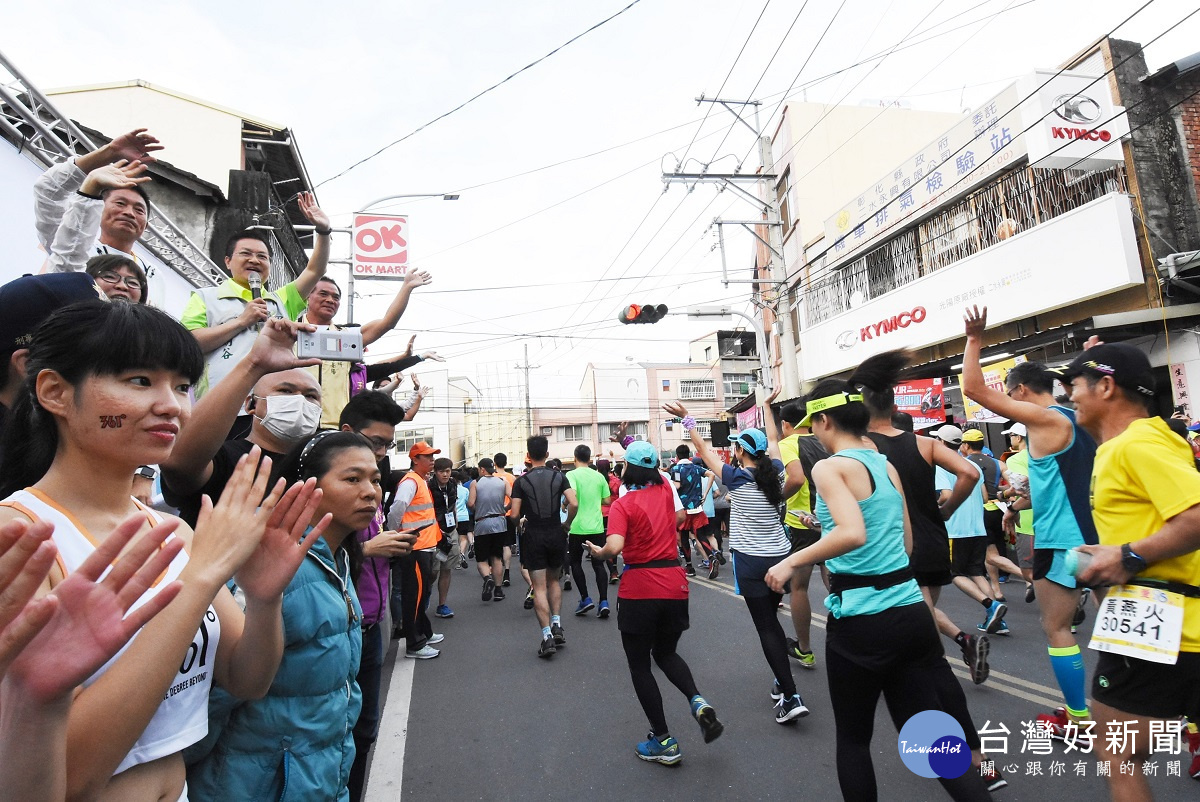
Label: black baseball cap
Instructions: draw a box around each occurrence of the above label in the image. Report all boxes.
[0,272,104,353]
[1059,343,1155,399]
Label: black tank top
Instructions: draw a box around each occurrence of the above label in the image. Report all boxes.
[864,431,950,574]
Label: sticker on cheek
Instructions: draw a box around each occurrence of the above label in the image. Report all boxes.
[99,414,127,429]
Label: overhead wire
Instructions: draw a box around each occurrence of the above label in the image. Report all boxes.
[314,0,647,188]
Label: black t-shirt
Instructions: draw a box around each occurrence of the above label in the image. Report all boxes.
[163,439,285,528]
[512,467,568,533]
[965,452,1001,500]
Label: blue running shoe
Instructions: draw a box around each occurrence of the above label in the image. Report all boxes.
[435,604,454,619]
[983,600,1007,634]
[635,733,682,765]
[575,597,595,616]
[597,600,610,619]
[690,695,724,743]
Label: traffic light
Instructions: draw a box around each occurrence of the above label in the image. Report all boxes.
[618,303,668,324]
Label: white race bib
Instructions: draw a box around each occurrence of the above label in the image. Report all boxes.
[1088,584,1184,665]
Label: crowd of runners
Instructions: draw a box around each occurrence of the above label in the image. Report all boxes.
[0,127,1196,802]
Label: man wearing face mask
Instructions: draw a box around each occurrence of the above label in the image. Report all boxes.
[161,318,322,527]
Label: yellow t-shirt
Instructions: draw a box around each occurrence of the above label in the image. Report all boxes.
[1090,416,1200,652]
[779,433,811,530]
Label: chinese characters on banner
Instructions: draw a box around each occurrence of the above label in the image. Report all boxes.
[736,407,761,433]
[958,356,1027,422]
[352,213,409,279]
[1170,362,1190,414]
[893,378,946,430]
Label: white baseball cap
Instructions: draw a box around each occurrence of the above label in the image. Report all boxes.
[932,424,964,443]
[1001,422,1028,437]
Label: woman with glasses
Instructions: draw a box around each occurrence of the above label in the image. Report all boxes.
[86,253,147,304]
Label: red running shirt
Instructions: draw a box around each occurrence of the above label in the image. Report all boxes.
[608,482,688,600]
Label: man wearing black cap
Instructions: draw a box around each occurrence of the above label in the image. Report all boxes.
[0,272,105,450]
[1066,341,1200,798]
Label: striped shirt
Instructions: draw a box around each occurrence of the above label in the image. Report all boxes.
[721,461,789,557]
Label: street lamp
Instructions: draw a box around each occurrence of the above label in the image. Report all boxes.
[295,192,460,321]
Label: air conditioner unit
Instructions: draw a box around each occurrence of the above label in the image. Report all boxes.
[541,427,553,435]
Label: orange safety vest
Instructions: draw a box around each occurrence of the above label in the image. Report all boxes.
[400,474,440,550]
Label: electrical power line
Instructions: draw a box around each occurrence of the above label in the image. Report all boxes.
[315,0,647,188]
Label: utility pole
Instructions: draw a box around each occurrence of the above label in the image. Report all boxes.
[514,342,539,438]
[661,97,802,400]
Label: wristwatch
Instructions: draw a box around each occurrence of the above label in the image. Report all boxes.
[1120,543,1147,575]
[135,465,157,481]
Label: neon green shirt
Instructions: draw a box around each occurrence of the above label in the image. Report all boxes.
[567,466,610,535]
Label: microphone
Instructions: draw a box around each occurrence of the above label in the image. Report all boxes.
[247,275,262,331]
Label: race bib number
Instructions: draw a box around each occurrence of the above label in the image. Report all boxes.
[444,512,456,529]
[1088,584,1184,665]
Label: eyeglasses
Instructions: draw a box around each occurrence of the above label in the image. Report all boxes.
[363,436,394,452]
[95,270,144,290]
[234,250,270,263]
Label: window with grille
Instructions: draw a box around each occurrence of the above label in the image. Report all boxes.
[723,373,755,398]
[679,380,716,400]
[776,169,793,238]
[395,428,436,454]
[603,422,647,440]
[682,420,715,440]
[559,425,586,440]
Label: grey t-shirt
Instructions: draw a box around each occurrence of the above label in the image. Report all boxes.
[472,475,509,536]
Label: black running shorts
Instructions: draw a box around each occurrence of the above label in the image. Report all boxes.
[1092,650,1200,721]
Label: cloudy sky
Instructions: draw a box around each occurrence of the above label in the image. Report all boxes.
[7,0,1196,405]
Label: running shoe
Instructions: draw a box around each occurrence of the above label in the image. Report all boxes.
[428,633,445,645]
[978,619,1010,636]
[493,587,505,601]
[551,623,566,645]
[1025,582,1036,603]
[770,679,785,702]
[774,694,810,724]
[597,600,610,619]
[690,695,724,743]
[983,600,1007,634]
[786,639,817,669]
[685,564,697,577]
[564,576,572,591]
[961,633,990,685]
[457,554,467,570]
[699,559,711,570]
[538,636,557,659]
[1187,725,1200,779]
[1073,588,1091,628]
[405,645,440,660]
[466,544,475,559]
[502,568,511,587]
[708,559,720,580]
[435,604,454,619]
[715,551,728,565]
[980,763,1008,791]
[609,565,620,584]
[482,576,494,601]
[1035,707,1069,741]
[524,588,535,609]
[575,597,595,616]
[635,733,681,765]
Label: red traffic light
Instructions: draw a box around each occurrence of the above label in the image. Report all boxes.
[618,303,669,324]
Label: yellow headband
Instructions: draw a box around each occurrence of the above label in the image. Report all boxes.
[798,392,864,427]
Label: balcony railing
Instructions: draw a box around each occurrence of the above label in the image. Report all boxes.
[801,163,1127,328]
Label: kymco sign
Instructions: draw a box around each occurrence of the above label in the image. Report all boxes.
[352,213,409,279]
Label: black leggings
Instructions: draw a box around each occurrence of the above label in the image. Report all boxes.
[826,626,990,801]
[569,542,608,604]
[743,592,796,697]
[621,630,699,737]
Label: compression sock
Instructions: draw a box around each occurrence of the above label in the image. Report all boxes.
[1048,645,1090,718]
[542,626,552,640]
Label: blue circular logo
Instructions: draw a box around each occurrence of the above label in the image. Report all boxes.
[897,711,970,779]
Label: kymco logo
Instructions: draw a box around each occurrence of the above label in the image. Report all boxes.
[897,710,971,779]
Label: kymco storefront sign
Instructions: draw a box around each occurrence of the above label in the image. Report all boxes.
[353,213,409,279]
[799,193,1142,379]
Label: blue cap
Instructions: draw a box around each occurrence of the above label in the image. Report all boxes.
[733,428,767,455]
[624,440,659,468]
[0,272,104,352]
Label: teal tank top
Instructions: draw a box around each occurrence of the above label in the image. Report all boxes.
[1027,406,1099,549]
[815,449,924,618]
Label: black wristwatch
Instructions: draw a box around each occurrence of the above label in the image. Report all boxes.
[135,465,157,481]
[1120,543,1147,575]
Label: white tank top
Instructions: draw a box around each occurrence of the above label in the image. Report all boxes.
[1,488,220,776]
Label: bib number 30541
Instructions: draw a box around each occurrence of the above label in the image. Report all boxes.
[1088,584,1184,665]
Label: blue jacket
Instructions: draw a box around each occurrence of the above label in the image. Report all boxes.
[188,538,363,802]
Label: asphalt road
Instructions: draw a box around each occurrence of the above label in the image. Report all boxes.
[368,564,1186,801]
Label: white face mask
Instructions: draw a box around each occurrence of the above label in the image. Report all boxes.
[257,394,321,444]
